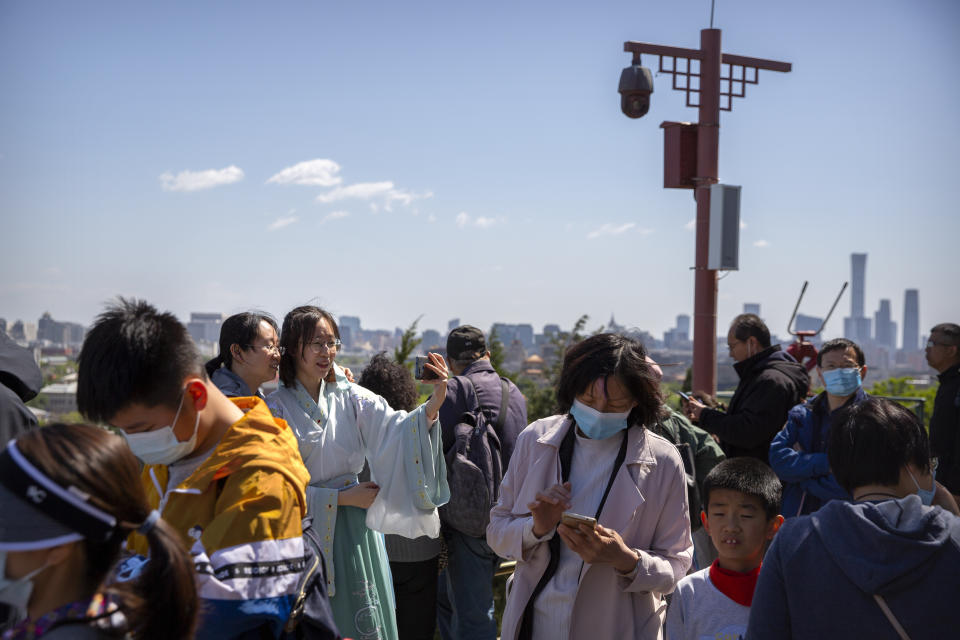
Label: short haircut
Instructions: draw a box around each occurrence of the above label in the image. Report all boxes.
[730,313,771,349]
[702,457,783,519]
[556,333,666,429]
[930,323,960,345]
[78,298,204,423]
[358,352,418,412]
[817,338,865,368]
[828,397,930,493]
[205,312,279,376]
[278,306,340,387]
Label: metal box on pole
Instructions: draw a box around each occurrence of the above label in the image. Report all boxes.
[660,121,698,189]
[707,183,741,270]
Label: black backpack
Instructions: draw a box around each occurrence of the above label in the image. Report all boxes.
[439,376,510,538]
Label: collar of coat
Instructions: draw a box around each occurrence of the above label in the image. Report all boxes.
[535,415,660,466]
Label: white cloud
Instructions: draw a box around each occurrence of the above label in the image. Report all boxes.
[587,222,636,239]
[637,227,654,237]
[320,210,351,224]
[315,181,395,203]
[267,159,342,187]
[268,216,299,231]
[160,166,244,192]
[427,214,437,223]
[753,239,769,248]
[684,219,695,231]
[456,212,503,229]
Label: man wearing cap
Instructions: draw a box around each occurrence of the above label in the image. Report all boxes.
[436,325,527,640]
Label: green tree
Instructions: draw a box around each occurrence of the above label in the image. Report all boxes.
[488,326,505,373]
[393,315,423,367]
[868,376,939,430]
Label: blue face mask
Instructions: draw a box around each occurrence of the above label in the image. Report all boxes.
[570,399,631,440]
[822,367,862,397]
[907,468,936,506]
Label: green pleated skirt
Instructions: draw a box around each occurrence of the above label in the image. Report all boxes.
[330,505,398,640]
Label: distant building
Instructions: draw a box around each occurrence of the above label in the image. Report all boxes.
[874,299,897,352]
[676,314,691,335]
[9,320,37,343]
[421,329,442,352]
[37,312,85,347]
[743,303,761,317]
[40,381,78,415]
[447,318,460,333]
[903,289,920,352]
[664,315,691,350]
[340,315,362,350]
[794,314,823,335]
[186,313,223,344]
[843,253,872,342]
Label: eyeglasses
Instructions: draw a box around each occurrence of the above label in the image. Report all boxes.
[307,339,342,354]
[927,340,954,349]
[244,344,285,356]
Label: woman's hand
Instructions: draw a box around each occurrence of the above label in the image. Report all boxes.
[527,482,572,538]
[422,352,450,423]
[339,481,380,509]
[557,522,639,573]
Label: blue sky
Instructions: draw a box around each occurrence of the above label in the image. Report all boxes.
[2,0,957,343]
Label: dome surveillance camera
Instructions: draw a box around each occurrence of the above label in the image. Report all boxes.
[618,63,654,119]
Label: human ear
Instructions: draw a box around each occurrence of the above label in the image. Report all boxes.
[230,344,244,363]
[184,379,208,412]
[700,510,709,532]
[766,514,785,539]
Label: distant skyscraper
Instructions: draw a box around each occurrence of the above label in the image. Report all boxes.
[844,253,871,342]
[903,289,919,352]
[874,299,896,351]
[677,315,691,335]
[187,312,222,344]
[795,314,823,334]
[448,318,460,333]
[743,303,761,317]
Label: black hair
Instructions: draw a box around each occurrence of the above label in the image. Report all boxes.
[77,298,204,423]
[278,305,340,387]
[828,397,930,493]
[816,337,865,368]
[702,457,783,520]
[204,312,279,377]
[730,313,771,349]
[357,352,418,412]
[930,323,960,345]
[556,333,666,428]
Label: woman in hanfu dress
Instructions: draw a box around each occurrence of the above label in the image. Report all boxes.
[267,305,450,640]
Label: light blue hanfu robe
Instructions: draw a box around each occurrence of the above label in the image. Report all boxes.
[267,364,449,640]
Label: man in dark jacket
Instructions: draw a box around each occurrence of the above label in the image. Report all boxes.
[684,314,808,463]
[436,325,527,640]
[926,322,960,501]
[0,333,42,443]
[747,397,960,639]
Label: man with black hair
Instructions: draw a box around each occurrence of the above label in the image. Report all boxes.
[77,299,326,639]
[927,322,960,501]
[436,325,527,640]
[748,397,960,638]
[683,314,808,463]
[769,338,868,517]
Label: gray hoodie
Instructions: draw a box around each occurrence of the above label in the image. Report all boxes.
[0,333,42,443]
[748,495,960,639]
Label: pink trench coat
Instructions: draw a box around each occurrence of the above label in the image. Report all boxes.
[487,415,693,640]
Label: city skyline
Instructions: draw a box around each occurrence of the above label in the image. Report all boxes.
[2,1,957,340]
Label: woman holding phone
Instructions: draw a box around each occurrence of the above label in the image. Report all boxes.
[487,333,693,640]
[266,305,450,640]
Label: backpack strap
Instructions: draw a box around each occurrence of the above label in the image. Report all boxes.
[496,378,509,433]
[518,420,627,640]
[873,594,912,640]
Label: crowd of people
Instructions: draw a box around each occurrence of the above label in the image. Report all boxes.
[1,301,958,640]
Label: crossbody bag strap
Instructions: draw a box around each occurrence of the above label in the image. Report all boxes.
[873,594,912,640]
[518,422,628,640]
[496,378,509,432]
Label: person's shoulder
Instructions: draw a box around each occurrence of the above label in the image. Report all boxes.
[675,566,711,595]
[515,414,566,444]
[643,427,685,466]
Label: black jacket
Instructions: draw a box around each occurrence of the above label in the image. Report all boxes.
[0,333,42,444]
[698,344,808,463]
[930,363,960,494]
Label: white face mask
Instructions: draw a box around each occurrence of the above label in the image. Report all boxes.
[121,389,200,466]
[0,550,48,627]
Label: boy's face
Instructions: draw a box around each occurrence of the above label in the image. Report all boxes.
[701,489,783,573]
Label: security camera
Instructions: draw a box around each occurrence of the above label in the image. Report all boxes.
[618,61,654,119]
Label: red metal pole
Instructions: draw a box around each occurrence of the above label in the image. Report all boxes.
[692,28,721,395]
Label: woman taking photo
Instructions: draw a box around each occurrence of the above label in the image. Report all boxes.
[205,312,281,398]
[0,423,197,639]
[267,305,449,640]
[487,333,693,640]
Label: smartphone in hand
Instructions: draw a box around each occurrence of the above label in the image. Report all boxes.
[414,355,439,381]
[675,390,691,402]
[561,512,597,530]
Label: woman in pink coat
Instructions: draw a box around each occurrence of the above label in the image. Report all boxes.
[487,333,693,640]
